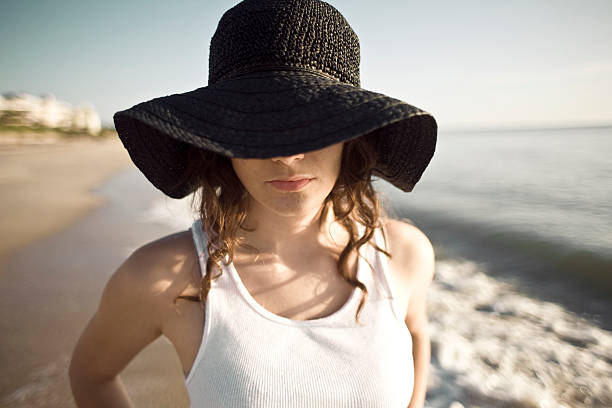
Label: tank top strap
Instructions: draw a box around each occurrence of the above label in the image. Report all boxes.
[191,218,208,279]
[191,219,404,322]
[190,219,236,288]
[370,225,405,323]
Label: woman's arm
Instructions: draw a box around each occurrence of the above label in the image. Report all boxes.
[385,219,435,408]
[404,250,434,408]
[69,245,166,407]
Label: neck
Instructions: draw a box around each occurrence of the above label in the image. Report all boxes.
[237,200,347,259]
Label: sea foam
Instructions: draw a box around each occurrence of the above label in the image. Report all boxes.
[426,258,612,408]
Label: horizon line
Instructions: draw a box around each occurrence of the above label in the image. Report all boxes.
[441,121,612,134]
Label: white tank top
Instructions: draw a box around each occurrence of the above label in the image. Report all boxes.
[185,218,414,407]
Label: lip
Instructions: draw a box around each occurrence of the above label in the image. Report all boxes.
[266,177,314,192]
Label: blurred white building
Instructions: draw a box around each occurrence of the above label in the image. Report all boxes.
[0,92,102,135]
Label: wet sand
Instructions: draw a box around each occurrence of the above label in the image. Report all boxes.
[0,135,133,264]
[0,168,192,407]
[1,136,610,407]
[0,136,192,407]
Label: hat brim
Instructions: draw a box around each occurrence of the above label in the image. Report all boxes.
[113,70,437,199]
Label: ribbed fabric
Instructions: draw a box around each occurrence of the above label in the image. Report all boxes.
[185,219,414,407]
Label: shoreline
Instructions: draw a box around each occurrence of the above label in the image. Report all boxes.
[0,168,190,407]
[0,147,610,407]
[0,135,133,266]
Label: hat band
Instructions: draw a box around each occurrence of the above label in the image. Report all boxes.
[213,64,345,85]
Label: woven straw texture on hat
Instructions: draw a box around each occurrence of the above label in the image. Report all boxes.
[113,0,437,199]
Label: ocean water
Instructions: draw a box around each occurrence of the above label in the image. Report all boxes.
[371,125,612,408]
[135,126,612,408]
[375,126,612,295]
[141,126,612,269]
[388,126,611,252]
[4,128,609,408]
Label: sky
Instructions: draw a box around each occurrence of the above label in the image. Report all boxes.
[1,0,611,131]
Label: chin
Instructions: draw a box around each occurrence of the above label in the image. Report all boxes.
[266,193,326,217]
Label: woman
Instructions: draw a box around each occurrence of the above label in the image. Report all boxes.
[69,0,437,407]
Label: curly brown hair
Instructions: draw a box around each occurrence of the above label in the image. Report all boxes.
[175,134,391,323]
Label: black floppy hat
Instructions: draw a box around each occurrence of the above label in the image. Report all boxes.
[113,0,437,199]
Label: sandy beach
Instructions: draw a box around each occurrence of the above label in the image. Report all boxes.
[0,134,133,264]
[0,130,610,408]
[0,135,192,407]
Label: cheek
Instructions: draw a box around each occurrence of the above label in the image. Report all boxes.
[320,145,344,184]
[231,149,341,214]
[231,159,260,190]
[230,159,245,181]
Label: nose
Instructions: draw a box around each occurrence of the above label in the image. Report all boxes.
[271,152,304,166]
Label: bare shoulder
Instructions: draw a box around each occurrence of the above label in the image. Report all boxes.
[381,217,435,277]
[116,229,200,305]
[69,229,200,381]
[101,228,201,333]
[379,217,435,328]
